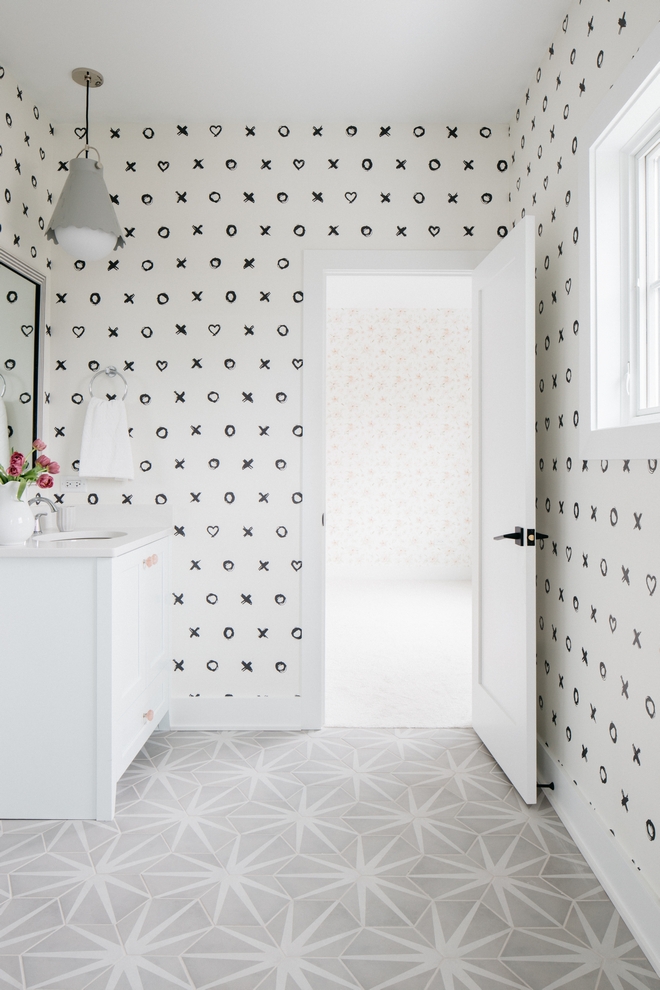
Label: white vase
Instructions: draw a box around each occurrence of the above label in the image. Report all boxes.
[0,482,34,546]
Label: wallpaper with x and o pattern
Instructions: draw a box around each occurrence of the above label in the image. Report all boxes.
[0,67,53,306]
[1,0,660,897]
[510,0,660,893]
[0,71,510,700]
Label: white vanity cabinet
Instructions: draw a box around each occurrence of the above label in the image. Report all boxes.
[108,538,170,793]
[0,528,171,820]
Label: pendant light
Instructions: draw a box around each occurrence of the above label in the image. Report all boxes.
[46,68,124,262]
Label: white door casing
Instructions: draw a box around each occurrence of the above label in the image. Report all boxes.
[472,216,538,804]
[301,250,486,728]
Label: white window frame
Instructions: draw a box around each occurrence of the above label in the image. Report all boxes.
[579,22,660,457]
[635,129,660,414]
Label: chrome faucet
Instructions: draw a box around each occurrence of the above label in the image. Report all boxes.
[28,493,58,534]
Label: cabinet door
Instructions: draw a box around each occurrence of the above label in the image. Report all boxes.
[139,538,169,678]
[112,552,142,712]
[112,670,169,787]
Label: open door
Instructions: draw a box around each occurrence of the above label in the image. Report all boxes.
[472,216,538,804]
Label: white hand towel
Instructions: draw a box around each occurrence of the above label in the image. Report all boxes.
[0,397,9,472]
[79,397,134,479]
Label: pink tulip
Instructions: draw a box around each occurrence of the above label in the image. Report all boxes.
[36,454,51,467]
[8,452,25,475]
[32,439,47,451]
[36,473,54,489]
[47,461,60,475]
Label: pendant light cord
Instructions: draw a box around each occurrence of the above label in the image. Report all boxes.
[85,79,90,158]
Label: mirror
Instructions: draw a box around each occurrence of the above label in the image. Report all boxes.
[0,250,44,470]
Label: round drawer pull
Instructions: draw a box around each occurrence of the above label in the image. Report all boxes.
[143,709,154,721]
[143,554,159,568]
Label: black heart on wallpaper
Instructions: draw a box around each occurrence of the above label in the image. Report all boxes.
[565,278,572,294]
[428,226,440,237]
[74,126,86,139]
[209,125,222,137]
[291,560,302,571]
[20,325,34,337]
[516,178,521,191]
[566,546,572,561]
[293,159,305,170]
[207,525,219,537]
[543,176,549,190]
[609,615,617,633]
[208,324,221,336]
[72,326,85,338]
[344,191,357,203]
[647,574,657,596]
[545,417,550,430]
[157,161,170,172]
[156,360,168,371]
[292,358,303,369]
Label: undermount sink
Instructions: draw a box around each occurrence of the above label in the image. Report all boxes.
[33,530,127,543]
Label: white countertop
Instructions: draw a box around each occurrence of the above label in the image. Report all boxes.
[0,526,171,558]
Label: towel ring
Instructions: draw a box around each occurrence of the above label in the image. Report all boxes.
[0,372,5,399]
[89,366,128,401]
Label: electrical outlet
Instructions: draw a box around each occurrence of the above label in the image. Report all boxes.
[61,476,87,492]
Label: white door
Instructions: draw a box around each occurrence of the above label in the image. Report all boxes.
[472,216,538,804]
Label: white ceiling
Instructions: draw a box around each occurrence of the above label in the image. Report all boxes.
[0,0,567,124]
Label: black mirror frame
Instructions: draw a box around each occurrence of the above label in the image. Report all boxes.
[0,248,46,457]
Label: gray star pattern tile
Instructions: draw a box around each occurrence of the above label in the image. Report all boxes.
[0,727,657,989]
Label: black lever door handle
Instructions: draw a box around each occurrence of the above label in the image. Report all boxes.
[494,526,524,546]
[494,527,548,547]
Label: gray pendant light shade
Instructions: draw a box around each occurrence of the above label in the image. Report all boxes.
[46,154,124,261]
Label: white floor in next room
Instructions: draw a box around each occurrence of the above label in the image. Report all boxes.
[325,578,473,728]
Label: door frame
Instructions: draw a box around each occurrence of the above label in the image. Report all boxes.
[301,250,487,728]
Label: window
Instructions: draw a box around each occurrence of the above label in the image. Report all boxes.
[579,22,660,456]
[636,129,660,413]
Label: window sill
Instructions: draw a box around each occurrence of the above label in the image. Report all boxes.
[578,419,660,459]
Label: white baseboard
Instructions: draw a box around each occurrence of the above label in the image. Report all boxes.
[326,563,472,581]
[537,742,660,976]
[170,696,311,730]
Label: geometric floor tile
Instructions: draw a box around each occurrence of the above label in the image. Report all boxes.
[0,727,657,990]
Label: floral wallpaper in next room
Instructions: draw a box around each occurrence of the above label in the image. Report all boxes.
[326,307,471,571]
